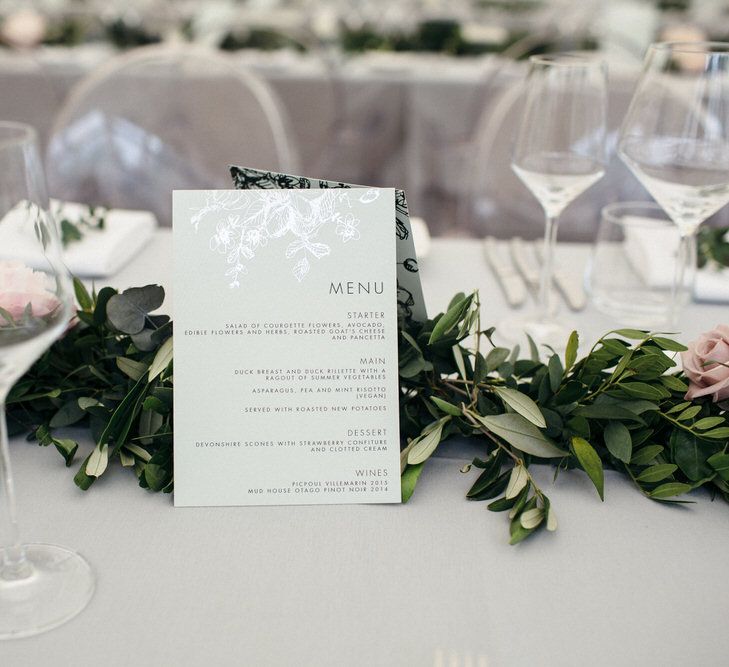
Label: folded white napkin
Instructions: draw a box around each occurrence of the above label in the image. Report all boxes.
[0,199,156,278]
[623,216,729,303]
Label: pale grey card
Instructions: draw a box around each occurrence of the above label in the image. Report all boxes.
[173,189,401,507]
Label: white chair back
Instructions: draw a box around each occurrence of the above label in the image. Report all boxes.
[47,44,299,226]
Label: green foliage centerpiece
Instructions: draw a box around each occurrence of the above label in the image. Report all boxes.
[6,284,729,545]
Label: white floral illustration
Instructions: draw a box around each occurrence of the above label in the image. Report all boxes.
[191,189,371,287]
[335,213,360,243]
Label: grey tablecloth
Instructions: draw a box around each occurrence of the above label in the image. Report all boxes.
[5,233,729,666]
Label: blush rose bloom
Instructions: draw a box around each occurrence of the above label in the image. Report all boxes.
[0,260,60,322]
[681,325,729,402]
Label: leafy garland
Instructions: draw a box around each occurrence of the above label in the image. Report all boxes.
[697,226,729,270]
[56,204,106,248]
[7,283,729,544]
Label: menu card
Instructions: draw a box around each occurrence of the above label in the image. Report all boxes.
[173,189,402,506]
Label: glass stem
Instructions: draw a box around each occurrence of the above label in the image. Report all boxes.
[0,402,29,580]
[537,213,559,321]
[669,232,695,328]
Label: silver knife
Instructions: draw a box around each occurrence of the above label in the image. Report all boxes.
[483,237,528,307]
[509,237,540,290]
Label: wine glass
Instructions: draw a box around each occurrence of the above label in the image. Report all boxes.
[618,42,729,325]
[508,53,607,347]
[0,122,94,638]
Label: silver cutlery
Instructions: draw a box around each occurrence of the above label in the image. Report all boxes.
[483,236,528,308]
[509,237,587,312]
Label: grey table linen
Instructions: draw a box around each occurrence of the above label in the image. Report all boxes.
[5,233,729,666]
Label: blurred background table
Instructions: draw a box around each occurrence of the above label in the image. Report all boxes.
[0,47,686,238]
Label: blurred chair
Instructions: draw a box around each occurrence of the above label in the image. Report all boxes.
[46,44,299,225]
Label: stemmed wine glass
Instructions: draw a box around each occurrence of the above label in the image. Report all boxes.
[0,122,94,638]
[507,53,607,346]
[618,42,729,325]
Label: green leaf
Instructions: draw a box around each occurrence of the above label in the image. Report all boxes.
[660,375,689,392]
[106,285,165,335]
[676,405,702,421]
[428,294,472,344]
[476,413,568,458]
[0,306,14,325]
[571,437,604,500]
[73,277,93,311]
[143,463,170,492]
[466,453,503,498]
[52,438,78,466]
[693,417,726,431]
[630,445,664,466]
[649,482,691,499]
[505,464,529,499]
[124,443,151,462]
[636,464,678,483]
[671,430,715,481]
[485,347,510,373]
[546,504,558,532]
[520,507,544,529]
[149,337,173,381]
[93,286,117,326]
[708,453,729,481]
[702,427,729,440]
[493,386,546,428]
[430,396,462,416]
[526,333,539,362]
[85,443,109,477]
[487,495,516,512]
[652,336,688,352]
[116,357,149,381]
[74,455,96,490]
[547,354,563,392]
[619,382,669,401]
[572,405,645,423]
[473,351,487,385]
[667,401,691,414]
[565,331,579,371]
[49,400,86,428]
[407,418,448,465]
[452,345,467,382]
[611,328,648,339]
[604,421,632,463]
[401,463,425,503]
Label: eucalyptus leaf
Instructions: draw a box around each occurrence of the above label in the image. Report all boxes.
[106,285,165,335]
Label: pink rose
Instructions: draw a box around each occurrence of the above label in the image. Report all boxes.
[0,260,59,322]
[681,325,729,402]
